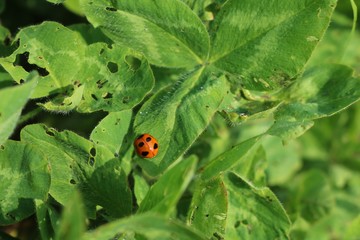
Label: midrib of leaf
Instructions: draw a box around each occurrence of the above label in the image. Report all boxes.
[102,8,205,64]
[159,66,205,160]
[211,1,323,64]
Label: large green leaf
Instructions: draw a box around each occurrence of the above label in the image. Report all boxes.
[133,66,229,176]
[138,156,197,215]
[20,124,96,206]
[187,177,227,239]
[0,21,86,98]
[20,124,130,218]
[82,213,206,240]
[81,0,210,67]
[0,73,37,145]
[0,22,154,112]
[75,42,154,112]
[0,140,50,225]
[210,0,336,90]
[223,172,291,239]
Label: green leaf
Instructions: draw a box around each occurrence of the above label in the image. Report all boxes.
[47,0,65,3]
[20,124,96,206]
[223,172,291,239]
[133,172,149,206]
[210,0,336,90]
[79,159,132,218]
[0,73,37,145]
[292,170,334,222]
[81,0,210,67]
[187,177,227,239]
[0,140,51,225]
[269,64,360,141]
[262,136,302,185]
[231,145,268,187]
[134,66,229,176]
[82,213,206,240]
[0,22,154,112]
[35,200,56,240]
[90,110,132,154]
[138,156,197,215]
[38,85,85,113]
[201,136,261,181]
[277,64,360,120]
[0,21,86,98]
[345,215,360,240]
[55,191,86,240]
[76,43,154,113]
[64,0,84,16]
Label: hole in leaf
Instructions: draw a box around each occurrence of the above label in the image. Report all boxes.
[90,147,96,157]
[102,92,113,99]
[91,94,98,101]
[106,7,117,11]
[14,52,49,76]
[99,48,105,55]
[19,79,25,84]
[107,62,118,73]
[212,232,223,240]
[205,214,209,218]
[0,145,4,150]
[96,79,108,89]
[114,152,119,157]
[242,219,249,225]
[6,213,16,221]
[125,55,141,71]
[45,129,55,137]
[234,220,240,228]
[89,157,95,166]
[70,179,76,184]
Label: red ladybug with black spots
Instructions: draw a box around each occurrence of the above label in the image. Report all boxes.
[134,134,159,158]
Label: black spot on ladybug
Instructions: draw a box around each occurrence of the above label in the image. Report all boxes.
[141,151,149,157]
[146,137,151,142]
[153,143,158,149]
[137,134,144,139]
[138,142,144,147]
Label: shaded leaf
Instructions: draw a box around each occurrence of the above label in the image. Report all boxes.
[55,191,86,240]
[0,141,50,225]
[78,159,132,218]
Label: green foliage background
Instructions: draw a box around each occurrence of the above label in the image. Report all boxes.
[0,0,359,239]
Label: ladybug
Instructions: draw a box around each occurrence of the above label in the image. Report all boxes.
[134,134,159,158]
